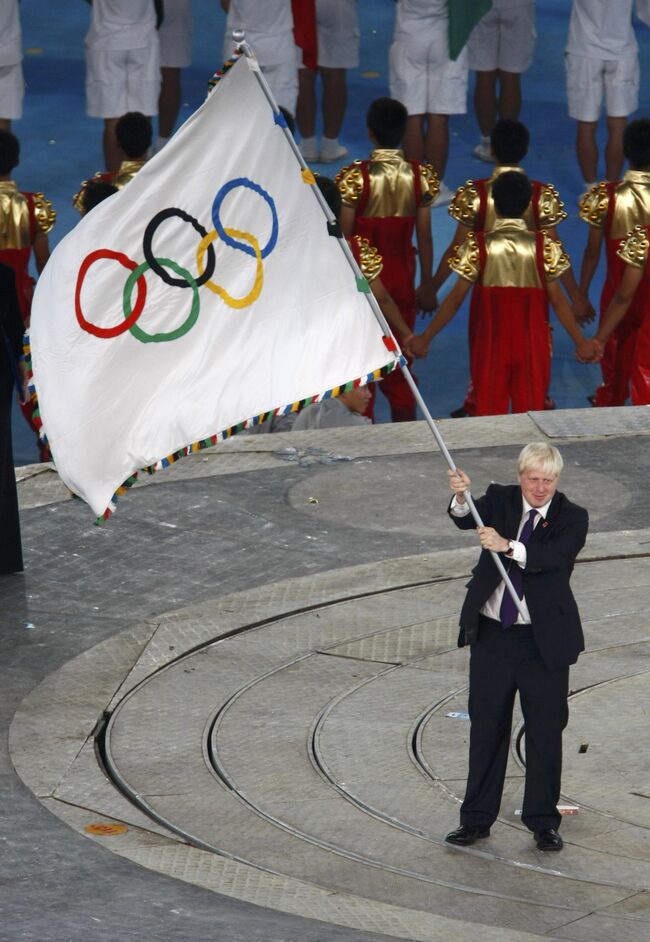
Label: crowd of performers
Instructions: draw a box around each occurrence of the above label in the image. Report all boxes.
[332,102,650,420]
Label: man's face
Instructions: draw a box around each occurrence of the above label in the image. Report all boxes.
[518,466,559,508]
[341,385,371,414]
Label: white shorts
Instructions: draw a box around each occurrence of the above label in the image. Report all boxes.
[86,43,161,118]
[0,61,24,119]
[159,0,192,69]
[313,0,359,69]
[261,58,299,116]
[389,31,468,116]
[467,2,536,73]
[566,53,639,122]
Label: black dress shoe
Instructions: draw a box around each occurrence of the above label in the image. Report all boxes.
[534,828,563,851]
[445,824,490,846]
[449,406,467,418]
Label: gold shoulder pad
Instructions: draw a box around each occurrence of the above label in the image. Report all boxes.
[543,232,571,280]
[618,225,649,268]
[449,181,479,225]
[353,235,383,281]
[538,183,568,228]
[32,192,56,234]
[418,162,440,205]
[449,231,480,282]
[72,180,90,214]
[578,181,609,227]
[335,160,364,205]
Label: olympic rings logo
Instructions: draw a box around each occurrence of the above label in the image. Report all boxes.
[75,177,279,343]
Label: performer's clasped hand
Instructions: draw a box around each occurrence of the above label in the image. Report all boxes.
[575,336,604,363]
[407,333,431,359]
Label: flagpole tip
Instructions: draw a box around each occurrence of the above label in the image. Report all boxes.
[232,28,245,45]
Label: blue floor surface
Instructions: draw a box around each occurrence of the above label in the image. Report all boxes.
[10,0,650,463]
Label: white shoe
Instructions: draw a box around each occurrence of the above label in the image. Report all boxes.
[434,181,455,206]
[299,137,318,162]
[473,140,494,162]
[319,138,348,163]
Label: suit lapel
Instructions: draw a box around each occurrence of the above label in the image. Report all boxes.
[507,487,524,539]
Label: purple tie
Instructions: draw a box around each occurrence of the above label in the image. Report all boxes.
[499,509,538,628]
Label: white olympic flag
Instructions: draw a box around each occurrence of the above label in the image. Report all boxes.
[29,54,400,518]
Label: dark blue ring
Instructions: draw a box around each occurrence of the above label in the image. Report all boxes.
[211,178,278,259]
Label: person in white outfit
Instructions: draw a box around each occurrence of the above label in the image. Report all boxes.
[85,0,161,171]
[156,0,193,152]
[389,0,468,205]
[466,0,536,162]
[0,0,24,131]
[296,0,360,163]
[221,0,299,117]
[565,0,640,185]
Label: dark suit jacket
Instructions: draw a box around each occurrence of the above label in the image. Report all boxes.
[449,483,588,672]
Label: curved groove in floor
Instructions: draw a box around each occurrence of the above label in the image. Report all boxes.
[9,542,650,941]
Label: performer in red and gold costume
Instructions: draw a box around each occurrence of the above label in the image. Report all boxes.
[594,224,650,404]
[315,173,416,354]
[73,111,151,213]
[0,131,55,322]
[336,97,438,421]
[0,130,55,459]
[579,119,650,406]
[410,172,597,415]
[429,120,590,416]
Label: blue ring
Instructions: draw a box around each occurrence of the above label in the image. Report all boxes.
[211,178,278,259]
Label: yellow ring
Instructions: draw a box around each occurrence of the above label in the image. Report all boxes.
[196,227,263,308]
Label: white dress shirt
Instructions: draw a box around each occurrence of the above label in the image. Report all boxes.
[450,494,553,624]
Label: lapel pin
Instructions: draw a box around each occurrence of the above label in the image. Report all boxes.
[542,520,549,528]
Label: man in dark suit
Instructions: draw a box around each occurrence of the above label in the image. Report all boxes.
[445,443,588,852]
[1,260,25,574]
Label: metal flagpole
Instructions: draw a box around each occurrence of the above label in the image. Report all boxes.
[232,34,527,621]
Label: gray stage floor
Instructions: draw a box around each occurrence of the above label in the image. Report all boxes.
[2,409,650,942]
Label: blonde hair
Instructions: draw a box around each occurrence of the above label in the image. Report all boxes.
[517,442,563,478]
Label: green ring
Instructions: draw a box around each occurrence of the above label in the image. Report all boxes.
[123,258,199,343]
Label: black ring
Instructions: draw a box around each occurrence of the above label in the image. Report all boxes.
[142,208,216,288]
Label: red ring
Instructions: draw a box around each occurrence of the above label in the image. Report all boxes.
[75,249,147,339]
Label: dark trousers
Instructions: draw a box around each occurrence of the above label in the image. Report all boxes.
[460,616,569,833]
[0,380,23,574]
